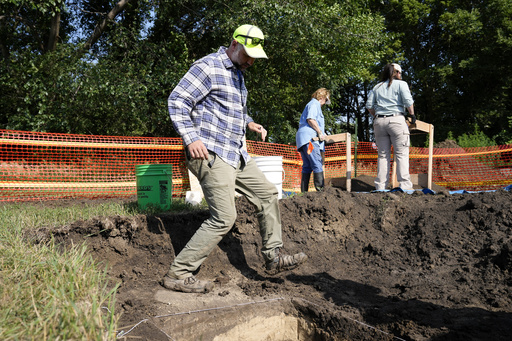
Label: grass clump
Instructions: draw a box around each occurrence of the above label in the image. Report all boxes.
[0,197,206,340]
[0,200,141,340]
[0,240,118,340]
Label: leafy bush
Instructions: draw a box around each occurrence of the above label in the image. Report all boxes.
[452,125,496,148]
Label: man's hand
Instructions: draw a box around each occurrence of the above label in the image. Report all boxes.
[248,122,267,141]
[186,140,209,160]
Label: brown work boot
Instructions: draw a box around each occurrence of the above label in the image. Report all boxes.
[162,275,214,293]
[265,248,308,275]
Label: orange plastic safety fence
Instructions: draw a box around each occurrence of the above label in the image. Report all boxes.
[0,129,186,201]
[410,144,512,191]
[1,129,512,202]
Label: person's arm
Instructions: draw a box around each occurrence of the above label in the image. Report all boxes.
[307,118,326,141]
[305,100,326,140]
[366,87,376,118]
[406,105,414,116]
[168,62,211,159]
[400,82,414,115]
[400,82,415,123]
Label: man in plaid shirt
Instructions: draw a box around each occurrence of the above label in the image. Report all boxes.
[164,25,308,293]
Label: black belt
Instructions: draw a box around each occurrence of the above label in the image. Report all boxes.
[376,113,404,118]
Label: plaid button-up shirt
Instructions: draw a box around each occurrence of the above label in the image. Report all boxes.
[168,46,254,168]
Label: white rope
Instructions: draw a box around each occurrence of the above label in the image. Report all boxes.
[114,296,406,341]
[116,318,148,338]
[114,297,285,339]
[154,297,284,319]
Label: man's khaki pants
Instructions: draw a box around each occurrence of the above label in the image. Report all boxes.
[373,115,413,190]
[168,153,283,279]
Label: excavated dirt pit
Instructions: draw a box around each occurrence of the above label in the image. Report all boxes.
[29,175,512,340]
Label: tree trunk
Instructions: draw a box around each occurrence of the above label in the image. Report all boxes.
[82,0,132,52]
[0,16,9,61]
[46,12,61,52]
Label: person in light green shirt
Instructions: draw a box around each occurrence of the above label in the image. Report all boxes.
[366,63,416,191]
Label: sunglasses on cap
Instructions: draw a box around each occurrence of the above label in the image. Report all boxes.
[235,34,264,47]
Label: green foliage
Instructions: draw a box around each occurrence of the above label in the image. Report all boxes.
[1,0,387,142]
[0,0,70,54]
[150,0,387,143]
[370,0,512,145]
[445,126,496,148]
[68,36,189,137]
[1,29,189,136]
[3,0,511,145]
[446,131,455,141]
[456,125,496,148]
[232,0,386,143]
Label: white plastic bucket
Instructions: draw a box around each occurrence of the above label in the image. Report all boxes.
[253,156,284,199]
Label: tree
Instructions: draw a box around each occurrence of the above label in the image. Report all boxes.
[0,0,69,58]
[369,0,512,145]
[1,0,186,135]
[1,0,387,141]
[150,0,386,142]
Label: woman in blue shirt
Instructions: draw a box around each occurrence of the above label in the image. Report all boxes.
[296,88,331,192]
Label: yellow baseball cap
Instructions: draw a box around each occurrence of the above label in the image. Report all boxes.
[233,24,268,59]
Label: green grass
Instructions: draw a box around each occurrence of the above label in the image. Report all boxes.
[0,198,205,340]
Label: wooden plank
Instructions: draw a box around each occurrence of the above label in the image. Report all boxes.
[312,133,348,144]
[407,119,430,133]
[428,124,434,189]
[346,133,351,192]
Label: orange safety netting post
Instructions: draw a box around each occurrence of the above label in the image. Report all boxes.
[1,129,512,202]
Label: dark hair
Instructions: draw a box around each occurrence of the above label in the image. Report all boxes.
[380,64,398,88]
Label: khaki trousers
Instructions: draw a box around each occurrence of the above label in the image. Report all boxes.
[373,115,413,190]
[168,153,283,279]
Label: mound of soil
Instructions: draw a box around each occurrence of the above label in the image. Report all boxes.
[38,179,512,340]
[433,139,461,149]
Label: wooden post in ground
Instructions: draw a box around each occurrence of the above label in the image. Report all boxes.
[404,119,434,190]
[427,124,434,189]
[346,132,351,192]
[392,158,398,188]
[313,132,351,192]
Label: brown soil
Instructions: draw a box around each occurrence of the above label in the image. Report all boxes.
[31,176,512,340]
